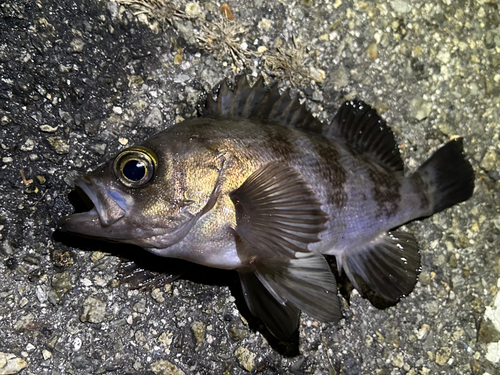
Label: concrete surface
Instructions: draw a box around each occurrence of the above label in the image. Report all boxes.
[0,0,499,374]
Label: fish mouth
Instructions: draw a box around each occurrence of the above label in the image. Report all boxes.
[58,177,128,234]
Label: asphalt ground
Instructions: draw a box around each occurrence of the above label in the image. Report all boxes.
[0,0,499,374]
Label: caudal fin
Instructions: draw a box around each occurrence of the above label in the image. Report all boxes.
[416,138,474,215]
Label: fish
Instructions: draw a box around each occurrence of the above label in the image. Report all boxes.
[58,76,474,340]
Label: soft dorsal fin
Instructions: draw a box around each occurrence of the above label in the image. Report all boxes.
[204,75,323,133]
[325,100,405,173]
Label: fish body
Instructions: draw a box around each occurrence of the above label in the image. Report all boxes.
[114,118,421,264]
[59,76,474,339]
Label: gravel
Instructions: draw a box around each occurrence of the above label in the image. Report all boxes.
[0,0,499,374]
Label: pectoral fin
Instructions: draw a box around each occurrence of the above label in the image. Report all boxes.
[232,162,341,326]
[230,162,328,258]
[239,270,300,340]
[338,231,421,303]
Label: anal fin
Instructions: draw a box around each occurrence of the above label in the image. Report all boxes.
[339,231,421,303]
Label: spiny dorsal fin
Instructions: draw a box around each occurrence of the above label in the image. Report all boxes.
[205,75,323,133]
[325,100,405,173]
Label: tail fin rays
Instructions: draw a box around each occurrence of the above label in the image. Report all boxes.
[415,138,474,215]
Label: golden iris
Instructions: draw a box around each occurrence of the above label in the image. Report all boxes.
[113,146,157,188]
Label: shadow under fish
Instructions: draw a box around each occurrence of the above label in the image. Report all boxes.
[56,75,474,343]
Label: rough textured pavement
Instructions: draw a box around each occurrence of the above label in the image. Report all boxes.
[1,0,499,374]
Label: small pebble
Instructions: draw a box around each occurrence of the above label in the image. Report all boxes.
[47,137,70,154]
[309,66,326,83]
[435,347,451,366]
[150,359,185,375]
[80,296,106,323]
[185,2,202,17]
[0,352,28,373]
[234,346,256,372]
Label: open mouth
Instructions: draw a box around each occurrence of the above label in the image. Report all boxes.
[71,183,96,214]
[57,180,101,232]
[73,178,101,215]
[58,174,131,236]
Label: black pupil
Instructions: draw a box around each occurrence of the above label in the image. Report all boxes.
[123,160,146,181]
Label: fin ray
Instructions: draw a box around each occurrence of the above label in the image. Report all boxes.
[415,138,474,215]
[326,100,404,172]
[340,231,421,303]
[253,252,342,322]
[239,270,300,340]
[230,162,328,258]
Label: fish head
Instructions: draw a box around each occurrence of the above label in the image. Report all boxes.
[58,139,224,250]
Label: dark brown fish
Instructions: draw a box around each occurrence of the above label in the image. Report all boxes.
[58,76,474,339]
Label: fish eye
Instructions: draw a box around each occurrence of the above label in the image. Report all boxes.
[113,147,157,188]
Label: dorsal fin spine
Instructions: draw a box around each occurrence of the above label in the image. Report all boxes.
[203,76,324,133]
[290,106,305,125]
